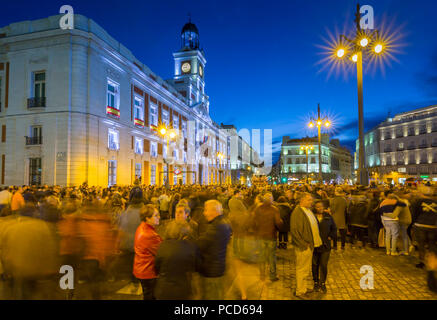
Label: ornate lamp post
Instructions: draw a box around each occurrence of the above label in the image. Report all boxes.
[300,144,313,184]
[308,103,331,184]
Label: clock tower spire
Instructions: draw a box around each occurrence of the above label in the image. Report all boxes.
[171,19,208,112]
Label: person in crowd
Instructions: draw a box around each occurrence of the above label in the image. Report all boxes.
[154,220,201,300]
[382,193,412,255]
[228,190,249,260]
[367,191,382,248]
[10,187,25,214]
[196,200,232,300]
[175,203,199,240]
[312,200,337,293]
[158,191,171,220]
[117,189,144,288]
[253,193,283,282]
[412,186,437,268]
[0,187,12,213]
[291,193,322,299]
[348,192,369,249]
[379,192,401,255]
[76,200,116,299]
[275,196,292,250]
[133,204,162,300]
[330,187,348,250]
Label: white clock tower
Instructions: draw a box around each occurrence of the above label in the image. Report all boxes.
[172,19,209,112]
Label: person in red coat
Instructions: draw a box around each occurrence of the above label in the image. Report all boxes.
[133,204,162,300]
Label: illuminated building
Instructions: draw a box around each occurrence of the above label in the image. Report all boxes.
[356,105,437,184]
[280,134,353,183]
[0,14,230,186]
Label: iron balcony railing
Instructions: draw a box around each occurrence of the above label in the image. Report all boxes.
[27,97,46,108]
[25,136,42,145]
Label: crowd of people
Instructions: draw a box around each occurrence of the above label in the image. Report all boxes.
[0,180,437,300]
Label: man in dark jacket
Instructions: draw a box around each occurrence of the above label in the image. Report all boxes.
[254,193,283,282]
[196,200,232,300]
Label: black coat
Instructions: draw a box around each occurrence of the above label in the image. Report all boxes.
[195,215,232,277]
[348,198,369,227]
[154,239,201,300]
[275,203,292,233]
[315,212,337,252]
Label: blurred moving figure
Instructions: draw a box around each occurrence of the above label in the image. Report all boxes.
[196,200,232,300]
[76,201,116,299]
[154,220,201,299]
[1,204,60,299]
[133,204,162,300]
[175,203,199,240]
[254,193,283,282]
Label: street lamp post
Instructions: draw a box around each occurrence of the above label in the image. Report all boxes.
[217,152,224,185]
[300,144,313,184]
[157,125,178,188]
[308,104,331,184]
[330,4,389,185]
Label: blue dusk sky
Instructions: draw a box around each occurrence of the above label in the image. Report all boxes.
[1,0,437,163]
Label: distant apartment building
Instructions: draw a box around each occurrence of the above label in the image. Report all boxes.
[356,105,437,184]
[280,134,353,183]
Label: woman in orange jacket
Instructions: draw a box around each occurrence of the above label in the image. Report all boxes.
[133,204,162,300]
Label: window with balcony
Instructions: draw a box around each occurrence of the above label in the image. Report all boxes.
[108,129,119,150]
[106,80,120,117]
[398,142,404,150]
[28,71,46,108]
[150,102,158,127]
[26,126,42,145]
[134,137,143,154]
[134,96,144,127]
[150,141,158,157]
[408,127,415,136]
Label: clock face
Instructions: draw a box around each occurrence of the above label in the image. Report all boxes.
[181,62,191,73]
[199,65,203,77]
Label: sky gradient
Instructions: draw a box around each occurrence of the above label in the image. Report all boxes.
[1,0,436,163]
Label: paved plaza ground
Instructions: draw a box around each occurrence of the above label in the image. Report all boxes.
[99,243,437,300]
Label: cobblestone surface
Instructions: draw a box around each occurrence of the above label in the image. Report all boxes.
[101,244,437,300]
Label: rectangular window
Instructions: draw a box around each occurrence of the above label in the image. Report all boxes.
[162,109,169,126]
[108,160,117,186]
[151,165,156,185]
[183,151,187,163]
[29,157,42,186]
[34,72,46,99]
[150,102,158,127]
[1,125,5,142]
[106,80,120,117]
[134,96,144,126]
[173,114,179,129]
[182,120,187,137]
[135,137,143,154]
[135,163,142,181]
[108,129,120,150]
[173,149,178,160]
[150,141,158,157]
[163,144,167,158]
